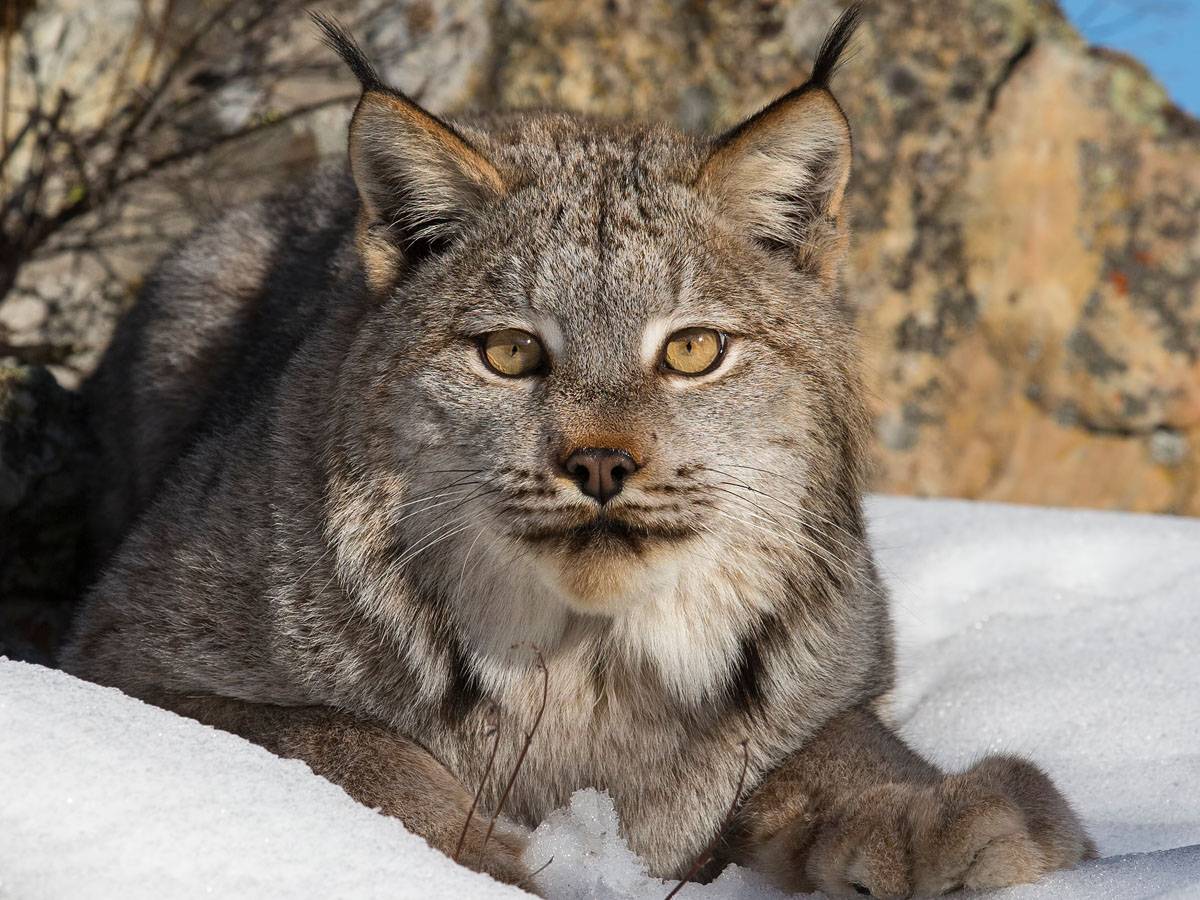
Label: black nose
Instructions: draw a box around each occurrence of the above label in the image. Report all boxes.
[563,448,640,504]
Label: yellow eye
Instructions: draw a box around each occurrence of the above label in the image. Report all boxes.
[481,329,545,377]
[661,327,726,375]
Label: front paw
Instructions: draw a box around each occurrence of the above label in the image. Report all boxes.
[454,818,535,892]
[807,756,1094,898]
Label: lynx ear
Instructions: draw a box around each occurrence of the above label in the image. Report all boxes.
[698,6,860,281]
[312,13,504,290]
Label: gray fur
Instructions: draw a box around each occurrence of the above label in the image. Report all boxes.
[64,8,1091,894]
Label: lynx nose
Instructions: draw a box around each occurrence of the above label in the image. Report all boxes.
[563,448,640,504]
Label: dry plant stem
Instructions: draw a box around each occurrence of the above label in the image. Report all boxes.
[2,0,12,191]
[477,647,549,870]
[0,0,405,312]
[127,94,356,177]
[454,704,502,862]
[102,1,150,123]
[518,855,555,892]
[662,740,751,900]
[140,0,177,90]
[120,0,242,143]
[21,91,67,229]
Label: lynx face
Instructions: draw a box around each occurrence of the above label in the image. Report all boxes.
[321,22,867,616]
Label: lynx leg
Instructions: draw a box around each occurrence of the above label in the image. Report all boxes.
[729,707,1092,898]
[162,695,530,888]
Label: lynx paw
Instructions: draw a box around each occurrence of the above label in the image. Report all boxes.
[806,756,1094,898]
[454,819,535,892]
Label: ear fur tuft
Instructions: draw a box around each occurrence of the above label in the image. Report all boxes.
[309,11,383,90]
[808,3,862,89]
[698,6,861,280]
[311,12,506,290]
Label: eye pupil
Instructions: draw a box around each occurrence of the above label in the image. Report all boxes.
[481,329,545,377]
[662,327,725,376]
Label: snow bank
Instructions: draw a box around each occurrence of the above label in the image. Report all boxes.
[873,497,1200,860]
[0,659,523,900]
[3,497,1199,898]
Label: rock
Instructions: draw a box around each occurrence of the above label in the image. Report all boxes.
[917,32,1200,514]
[0,0,491,385]
[0,297,48,334]
[1,0,1199,552]
[483,0,1200,514]
[0,366,95,663]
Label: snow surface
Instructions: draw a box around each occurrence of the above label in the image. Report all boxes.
[3,496,1199,899]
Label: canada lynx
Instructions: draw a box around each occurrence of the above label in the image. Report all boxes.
[64,7,1092,895]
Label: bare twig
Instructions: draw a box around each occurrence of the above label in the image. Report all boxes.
[1,0,13,190]
[478,647,549,870]
[0,112,33,175]
[10,90,354,277]
[454,704,502,862]
[119,92,355,186]
[168,88,353,153]
[116,0,241,145]
[102,0,148,122]
[663,740,751,900]
[18,90,69,236]
[517,855,555,892]
[0,0,388,312]
[140,0,177,87]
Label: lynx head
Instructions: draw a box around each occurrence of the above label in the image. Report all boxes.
[314,9,870,622]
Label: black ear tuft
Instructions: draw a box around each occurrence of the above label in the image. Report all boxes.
[309,10,382,90]
[808,3,862,88]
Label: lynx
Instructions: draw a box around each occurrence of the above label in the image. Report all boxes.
[63,7,1093,896]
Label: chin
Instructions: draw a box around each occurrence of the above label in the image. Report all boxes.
[519,521,698,613]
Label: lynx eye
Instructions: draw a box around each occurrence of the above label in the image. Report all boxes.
[481,329,545,377]
[661,327,726,376]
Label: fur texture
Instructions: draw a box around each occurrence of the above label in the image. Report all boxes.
[63,7,1092,894]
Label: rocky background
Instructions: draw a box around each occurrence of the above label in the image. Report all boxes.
[2,0,1198,660]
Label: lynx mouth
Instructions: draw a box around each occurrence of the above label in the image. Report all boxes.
[513,517,699,554]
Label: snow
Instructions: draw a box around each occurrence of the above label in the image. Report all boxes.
[524,789,790,900]
[0,659,523,900]
[3,496,1199,899]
